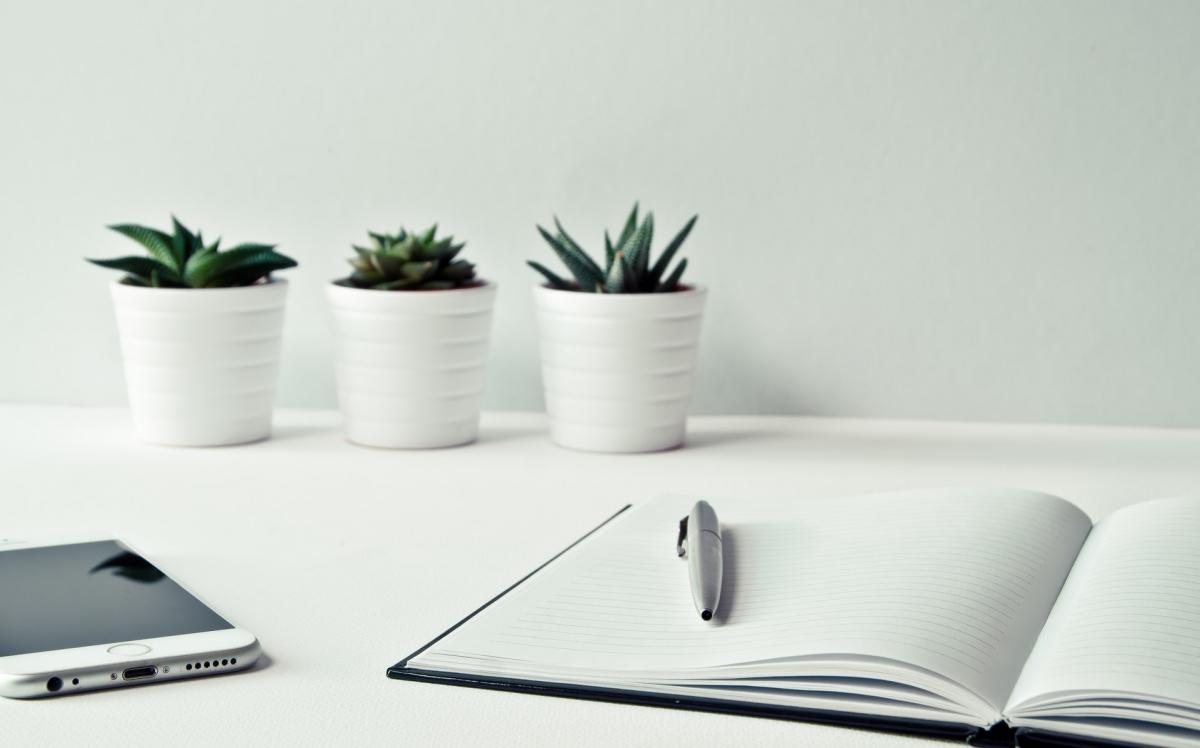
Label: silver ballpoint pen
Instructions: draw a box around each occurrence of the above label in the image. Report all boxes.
[676,500,723,622]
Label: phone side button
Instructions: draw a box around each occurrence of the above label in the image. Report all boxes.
[107,643,152,656]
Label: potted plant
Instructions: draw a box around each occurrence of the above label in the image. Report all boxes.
[87,217,297,446]
[528,203,704,453]
[327,225,496,448]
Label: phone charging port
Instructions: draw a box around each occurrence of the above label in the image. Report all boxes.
[122,666,157,680]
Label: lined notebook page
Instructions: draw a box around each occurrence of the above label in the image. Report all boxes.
[1007,497,1200,714]
[418,489,1091,713]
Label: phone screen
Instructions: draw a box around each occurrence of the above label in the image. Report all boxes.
[0,540,231,657]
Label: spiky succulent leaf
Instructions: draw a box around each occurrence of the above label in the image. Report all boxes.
[349,266,385,286]
[211,262,292,288]
[529,203,694,294]
[435,241,464,263]
[107,224,179,274]
[552,218,606,282]
[536,225,604,291]
[86,256,178,286]
[341,224,481,290]
[553,218,595,268]
[188,245,216,269]
[648,214,697,287]
[92,218,293,288]
[658,257,688,292]
[604,251,626,293]
[624,211,654,284]
[528,260,571,290]
[615,203,639,252]
[184,244,295,288]
[368,252,407,278]
[170,217,189,269]
[441,260,476,280]
[401,261,435,281]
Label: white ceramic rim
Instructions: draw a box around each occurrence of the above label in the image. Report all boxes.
[532,282,705,318]
[109,277,288,296]
[327,279,495,295]
[532,282,705,299]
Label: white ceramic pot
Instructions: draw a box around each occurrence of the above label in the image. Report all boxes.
[110,280,288,447]
[327,281,497,448]
[533,285,707,453]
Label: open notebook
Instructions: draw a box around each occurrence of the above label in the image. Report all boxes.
[388,489,1200,748]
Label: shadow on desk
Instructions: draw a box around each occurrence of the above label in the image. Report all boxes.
[474,425,539,445]
[268,424,340,444]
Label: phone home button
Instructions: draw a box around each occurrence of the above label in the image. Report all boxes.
[107,643,151,657]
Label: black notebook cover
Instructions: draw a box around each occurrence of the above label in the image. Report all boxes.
[386,506,1153,748]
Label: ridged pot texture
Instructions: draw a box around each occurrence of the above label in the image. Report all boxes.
[327,281,496,448]
[533,284,706,453]
[110,280,288,446]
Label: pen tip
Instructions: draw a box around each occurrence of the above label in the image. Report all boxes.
[701,609,713,621]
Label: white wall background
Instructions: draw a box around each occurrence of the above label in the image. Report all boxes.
[1,0,1198,426]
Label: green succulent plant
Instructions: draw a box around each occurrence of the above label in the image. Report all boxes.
[340,225,479,290]
[87,217,296,288]
[528,203,696,293]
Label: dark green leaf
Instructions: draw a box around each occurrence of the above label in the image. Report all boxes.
[536,225,604,291]
[527,260,571,289]
[604,251,626,293]
[189,245,217,271]
[369,252,407,278]
[553,217,599,273]
[615,203,639,252]
[170,216,190,268]
[649,215,697,286]
[86,256,173,285]
[108,224,179,273]
[350,267,386,286]
[441,260,475,280]
[184,244,296,288]
[211,263,289,287]
[437,242,464,263]
[604,231,615,272]
[401,261,434,281]
[657,257,688,292]
[625,212,654,288]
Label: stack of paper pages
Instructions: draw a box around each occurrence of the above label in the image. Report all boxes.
[391,489,1200,748]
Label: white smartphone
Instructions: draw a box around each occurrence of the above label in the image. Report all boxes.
[0,534,260,698]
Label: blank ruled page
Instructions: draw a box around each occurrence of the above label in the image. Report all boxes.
[416,489,1091,713]
[1007,498,1200,714]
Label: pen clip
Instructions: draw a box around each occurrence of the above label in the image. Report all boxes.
[676,515,689,558]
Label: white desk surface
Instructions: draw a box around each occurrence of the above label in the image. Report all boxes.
[3,405,1200,747]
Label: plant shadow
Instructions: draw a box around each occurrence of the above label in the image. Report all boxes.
[474,424,543,445]
[267,424,340,444]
